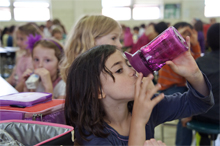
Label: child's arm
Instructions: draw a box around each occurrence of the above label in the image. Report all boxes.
[178,27,201,59]
[16,68,32,92]
[6,66,16,86]
[128,73,164,146]
[165,36,209,96]
[15,80,26,92]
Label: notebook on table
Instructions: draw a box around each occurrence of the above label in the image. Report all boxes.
[0,76,18,96]
[0,76,52,107]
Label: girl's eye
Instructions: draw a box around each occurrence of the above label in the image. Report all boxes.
[34,58,39,62]
[46,59,50,62]
[116,68,123,73]
[112,37,116,40]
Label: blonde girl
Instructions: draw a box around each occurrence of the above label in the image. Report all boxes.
[60,15,122,82]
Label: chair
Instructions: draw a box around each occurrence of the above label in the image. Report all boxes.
[186,120,220,146]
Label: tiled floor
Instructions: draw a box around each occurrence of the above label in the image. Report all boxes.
[154,120,178,146]
[154,120,220,146]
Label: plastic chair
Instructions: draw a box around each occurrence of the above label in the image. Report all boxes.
[186,120,220,146]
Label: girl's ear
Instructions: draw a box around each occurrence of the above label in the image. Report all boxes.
[98,90,106,99]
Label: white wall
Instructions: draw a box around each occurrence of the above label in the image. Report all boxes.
[119,0,219,28]
[50,0,102,32]
[0,0,219,33]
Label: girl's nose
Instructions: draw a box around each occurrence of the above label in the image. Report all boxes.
[117,41,123,50]
[129,66,136,77]
[38,61,43,68]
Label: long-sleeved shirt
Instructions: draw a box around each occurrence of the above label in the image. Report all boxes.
[74,74,214,145]
[193,50,219,123]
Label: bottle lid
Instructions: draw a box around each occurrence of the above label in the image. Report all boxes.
[124,51,153,77]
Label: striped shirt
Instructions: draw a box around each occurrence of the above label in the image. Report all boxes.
[158,43,201,90]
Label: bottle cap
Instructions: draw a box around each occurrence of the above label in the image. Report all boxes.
[124,51,153,77]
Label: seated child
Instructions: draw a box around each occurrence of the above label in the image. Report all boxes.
[23,35,65,99]
[6,23,43,92]
[65,40,214,145]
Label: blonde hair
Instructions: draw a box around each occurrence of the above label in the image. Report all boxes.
[60,15,121,81]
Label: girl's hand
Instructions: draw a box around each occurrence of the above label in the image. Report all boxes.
[34,68,53,93]
[144,139,166,146]
[22,69,33,81]
[132,73,164,125]
[165,36,201,79]
[128,73,164,146]
[181,117,192,127]
[166,36,208,96]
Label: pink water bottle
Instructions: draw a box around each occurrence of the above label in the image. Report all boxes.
[125,26,189,77]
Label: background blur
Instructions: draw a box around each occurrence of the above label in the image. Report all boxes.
[1,0,219,32]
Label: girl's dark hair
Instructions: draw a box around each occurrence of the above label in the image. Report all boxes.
[1,27,9,44]
[194,20,203,31]
[65,45,118,141]
[154,21,168,34]
[207,23,220,51]
[173,22,194,30]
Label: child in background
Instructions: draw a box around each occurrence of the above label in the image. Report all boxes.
[132,26,139,43]
[51,27,64,45]
[65,41,213,145]
[1,27,9,47]
[193,19,205,55]
[60,15,122,82]
[129,22,168,54]
[6,23,43,92]
[7,25,16,47]
[22,36,65,99]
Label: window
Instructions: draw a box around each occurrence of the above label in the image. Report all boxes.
[0,0,51,21]
[13,0,51,21]
[0,0,11,21]
[102,0,131,20]
[133,5,160,20]
[132,0,162,20]
[102,7,131,20]
[204,0,220,17]
[102,0,162,20]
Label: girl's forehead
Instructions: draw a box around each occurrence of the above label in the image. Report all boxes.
[109,26,122,34]
[16,31,26,37]
[34,45,55,53]
[105,50,123,65]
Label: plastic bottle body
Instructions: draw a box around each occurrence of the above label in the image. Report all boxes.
[125,26,189,77]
